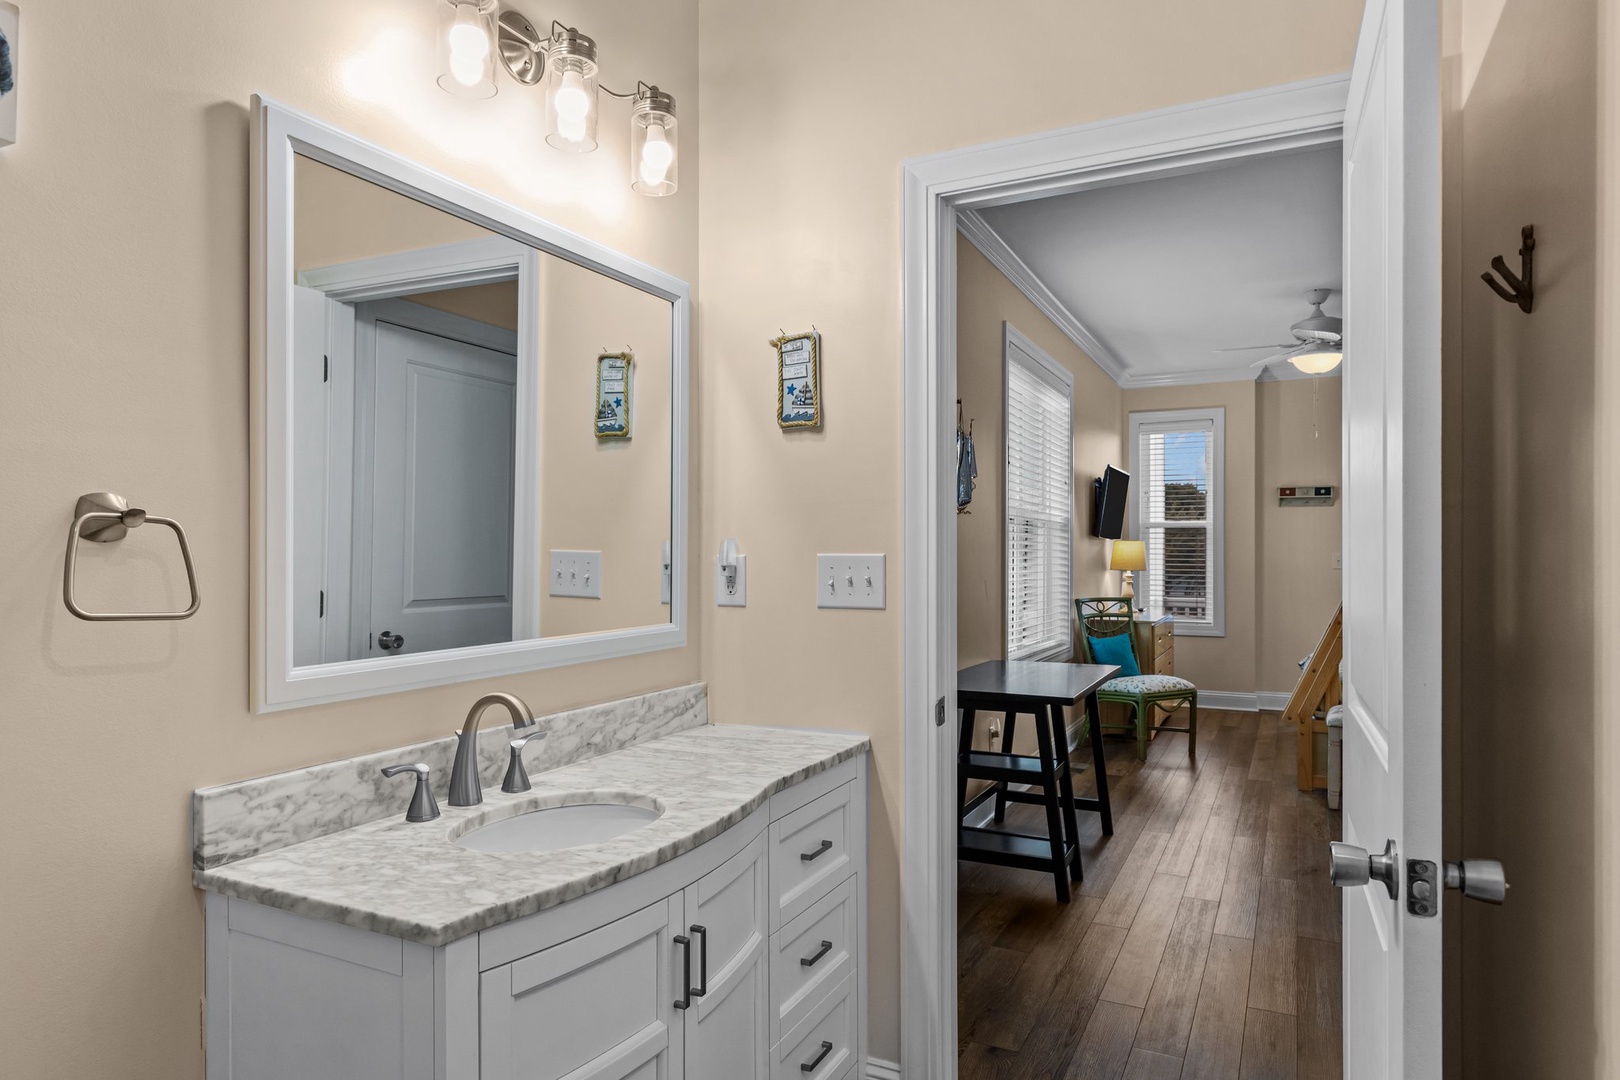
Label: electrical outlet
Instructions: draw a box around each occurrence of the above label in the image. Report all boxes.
[817,554,886,610]
[661,541,672,605]
[716,553,747,606]
[549,551,602,598]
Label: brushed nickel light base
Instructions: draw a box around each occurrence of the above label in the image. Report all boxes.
[498,11,546,86]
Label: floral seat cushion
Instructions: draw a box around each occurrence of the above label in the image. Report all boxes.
[1101,674,1196,696]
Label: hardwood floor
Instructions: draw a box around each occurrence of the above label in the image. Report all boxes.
[958,710,1342,1080]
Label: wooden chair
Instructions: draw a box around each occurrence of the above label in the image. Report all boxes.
[1074,597,1198,760]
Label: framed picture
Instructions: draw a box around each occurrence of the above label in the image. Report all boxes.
[773,330,822,429]
[595,352,632,438]
[0,3,17,148]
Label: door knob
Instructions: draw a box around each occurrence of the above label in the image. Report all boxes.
[1445,859,1508,904]
[1328,839,1399,899]
[377,630,405,652]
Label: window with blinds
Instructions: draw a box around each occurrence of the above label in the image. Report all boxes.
[1004,332,1074,661]
[1131,409,1225,636]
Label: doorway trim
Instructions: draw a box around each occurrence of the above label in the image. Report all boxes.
[898,73,1349,1075]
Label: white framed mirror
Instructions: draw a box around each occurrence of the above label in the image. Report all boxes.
[251,96,689,711]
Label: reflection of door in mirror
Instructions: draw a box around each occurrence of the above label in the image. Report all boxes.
[291,156,525,664]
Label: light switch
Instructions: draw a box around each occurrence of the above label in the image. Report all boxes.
[549,551,602,598]
[817,554,886,610]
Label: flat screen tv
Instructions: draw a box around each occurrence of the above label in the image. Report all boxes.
[1093,465,1130,539]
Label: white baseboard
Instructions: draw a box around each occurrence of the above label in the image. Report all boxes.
[868,1059,902,1080]
[1198,690,1295,712]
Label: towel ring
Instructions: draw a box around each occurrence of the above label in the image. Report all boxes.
[63,492,201,621]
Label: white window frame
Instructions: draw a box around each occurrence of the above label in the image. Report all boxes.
[1002,322,1075,661]
[1128,406,1226,637]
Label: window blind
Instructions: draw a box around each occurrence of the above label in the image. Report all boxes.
[1005,343,1073,661]
[1137,419,1215,628]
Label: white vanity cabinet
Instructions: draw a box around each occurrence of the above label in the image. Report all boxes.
[205,755,867,1080]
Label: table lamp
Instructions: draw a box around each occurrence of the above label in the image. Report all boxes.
[1110,540,1147,608]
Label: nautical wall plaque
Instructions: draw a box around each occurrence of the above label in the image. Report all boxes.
[595,352,632,439]
[772,330,821,429]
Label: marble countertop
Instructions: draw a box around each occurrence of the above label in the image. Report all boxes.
[194,725,869,947]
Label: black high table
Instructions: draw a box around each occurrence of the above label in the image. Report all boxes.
[956,660,1117,902]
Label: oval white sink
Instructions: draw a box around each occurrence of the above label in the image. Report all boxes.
[454,800,662,854]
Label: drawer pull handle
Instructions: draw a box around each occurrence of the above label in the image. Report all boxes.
[801,839,833,862]
[801,939,834,968]
[673,934,692,1010]
[800,1040,834,1073]
[690,924,708,998]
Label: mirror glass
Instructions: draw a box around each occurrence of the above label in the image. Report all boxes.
[290,155,673,668]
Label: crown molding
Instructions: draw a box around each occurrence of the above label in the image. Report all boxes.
[955,208,1129,385]
[957,210,1346,392]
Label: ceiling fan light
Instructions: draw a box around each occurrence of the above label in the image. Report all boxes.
[1289,348,1343,375]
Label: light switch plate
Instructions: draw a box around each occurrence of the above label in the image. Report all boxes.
[550,551,602,598]
[716,554,747,607]
[817,554,886,610]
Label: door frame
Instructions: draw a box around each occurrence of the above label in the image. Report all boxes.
[898,74,1350,1074]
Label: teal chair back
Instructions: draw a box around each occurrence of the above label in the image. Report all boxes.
[1074,597,1140,668]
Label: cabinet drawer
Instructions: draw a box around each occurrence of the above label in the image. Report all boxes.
[769,783,854,930]
[773,974,857,1080]
[1154,638,1173,674]
[770,875,857,1046]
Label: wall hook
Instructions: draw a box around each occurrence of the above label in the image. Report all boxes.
[1481,225,1534,313]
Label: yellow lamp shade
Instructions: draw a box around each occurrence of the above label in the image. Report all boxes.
[1110,540,1147,572]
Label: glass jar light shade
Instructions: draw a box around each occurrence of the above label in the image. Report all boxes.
[631,89,678,196]
[544,30,599,152]
[1289,348,1343,375]
[437,0,498,99]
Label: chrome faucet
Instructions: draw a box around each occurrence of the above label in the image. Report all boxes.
[449,692,536,806]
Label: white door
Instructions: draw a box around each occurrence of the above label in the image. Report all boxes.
[366,313,517,656]
[682,833,771,1078]
[1338,0,1444,1076]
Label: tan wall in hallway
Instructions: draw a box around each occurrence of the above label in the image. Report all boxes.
[0,2,699,1077]
[698,2,1365,1056]
[955,241,1125,669]
[1255,379,1343,692]
[1451,0,1607,1075]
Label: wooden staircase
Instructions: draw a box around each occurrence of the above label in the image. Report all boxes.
[1287,604,1342,791]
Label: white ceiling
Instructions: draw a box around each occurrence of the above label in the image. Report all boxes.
[974,144,1343,385]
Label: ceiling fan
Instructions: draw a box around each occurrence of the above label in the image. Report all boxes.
[1216,288,1343,374]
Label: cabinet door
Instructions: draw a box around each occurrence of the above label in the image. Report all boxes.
[681,831,770,1079]
[480,896,685,1080]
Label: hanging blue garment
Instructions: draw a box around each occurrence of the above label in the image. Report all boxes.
[957,425,977,510]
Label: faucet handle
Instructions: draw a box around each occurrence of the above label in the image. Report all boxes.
[502,730,549,794]
[381,763,441,823]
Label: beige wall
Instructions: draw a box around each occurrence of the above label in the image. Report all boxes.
[0,1,698,1077]
[535,256,674,636]
[1255,379,1344,691]
[1449,0,1611,1074]
[697,0,1365,1059]
[955,241,1124,668]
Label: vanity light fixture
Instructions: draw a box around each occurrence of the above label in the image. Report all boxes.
[436,4,679,195]
[630,84,677,195]
[437,0,498,99]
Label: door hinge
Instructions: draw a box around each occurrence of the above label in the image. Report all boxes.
[935,696,946,727]
[323,354,329,383]
[319,590,325,618]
